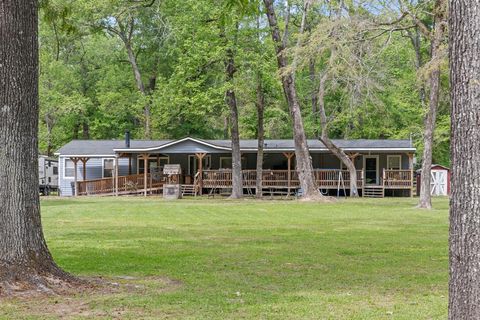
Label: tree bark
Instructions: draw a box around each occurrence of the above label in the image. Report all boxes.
[418,0,446,209]
[0,0,76,294]
[225,47,243,199]
[448,1,480,318]
[124,39,152,139]
[317,71,358,197]
[255,77,265,198]
[263,0,321,199]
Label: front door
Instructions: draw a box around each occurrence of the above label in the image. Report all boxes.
[364,156,378,185]
[188,155,211,176]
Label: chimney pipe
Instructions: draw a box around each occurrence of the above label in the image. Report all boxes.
[125,130,130,148]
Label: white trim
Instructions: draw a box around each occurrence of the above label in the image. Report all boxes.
[56,154,116,157]
[363,155,380,185]
[63,158,75,180]
[102,157,116,179]
[387,155,402,170]
[114,137,231,152]
[136,155,170,174]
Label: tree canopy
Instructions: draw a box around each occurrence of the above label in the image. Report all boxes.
[38,0,450,167]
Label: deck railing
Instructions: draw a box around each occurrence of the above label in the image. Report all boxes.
[77,173,164,195]
[202,169,364,189]
[383,169,413,189]
[76,168,412,196]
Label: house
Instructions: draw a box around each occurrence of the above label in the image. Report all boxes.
[54,136,416,198]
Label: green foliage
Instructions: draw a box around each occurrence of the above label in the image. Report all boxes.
[38,0,450,165]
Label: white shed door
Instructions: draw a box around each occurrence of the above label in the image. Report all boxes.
[430,170,447,196]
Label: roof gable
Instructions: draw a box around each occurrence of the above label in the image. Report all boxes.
[114,137,231,154]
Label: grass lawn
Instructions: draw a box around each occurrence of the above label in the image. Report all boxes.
[0,197,449,319]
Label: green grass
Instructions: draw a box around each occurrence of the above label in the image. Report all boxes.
[0,197,449,319]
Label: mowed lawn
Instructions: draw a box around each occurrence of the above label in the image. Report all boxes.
[1,197,449,319]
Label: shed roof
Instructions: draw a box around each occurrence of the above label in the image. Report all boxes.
[55,137,415,157]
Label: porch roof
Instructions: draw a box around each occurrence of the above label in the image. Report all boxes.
[55,136,415,157]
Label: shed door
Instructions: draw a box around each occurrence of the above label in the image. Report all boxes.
[430,170,447,196]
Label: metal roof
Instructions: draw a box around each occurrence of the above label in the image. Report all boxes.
[55,137,415,157]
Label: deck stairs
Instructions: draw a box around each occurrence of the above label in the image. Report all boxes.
[363,185,385,198]
[181,184,197,197]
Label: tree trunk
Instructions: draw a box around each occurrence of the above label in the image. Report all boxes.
[263,0,321,199]
[72,121,80,140]
[418,0,446,209]
[225,48,243,199]
[255,77,265,198]
[0,0,76,294]
[317,71,358,197]
[407,27,426,105]
[82,120,90,139]
[124,37,152,139]
[448,1,480,318]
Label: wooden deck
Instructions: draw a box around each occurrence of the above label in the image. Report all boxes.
[77,173,164,196]
[202,169,365,190]
[75,169,414,197]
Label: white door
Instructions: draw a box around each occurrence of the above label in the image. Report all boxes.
[430,170,447,196]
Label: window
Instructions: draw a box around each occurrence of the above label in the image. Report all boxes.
[219,157,247,169]
[64,159,75,178]
[137,156,169,174]
[103,158,115,178]
[220,157,232,169]
[387,155,401,170]
[53,166,58,175]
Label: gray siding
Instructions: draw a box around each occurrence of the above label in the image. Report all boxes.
[58,156,130,196]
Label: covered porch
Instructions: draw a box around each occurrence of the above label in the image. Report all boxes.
[66,137,415,198]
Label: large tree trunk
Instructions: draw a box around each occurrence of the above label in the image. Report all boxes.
[225,48,243,199]
[0,0,76,294]
[448,1,480,318]
[124,40,152,139]
[317,71,358,197]
[418,0,446,209]
[263,0,321,199]
[255,77,265,198]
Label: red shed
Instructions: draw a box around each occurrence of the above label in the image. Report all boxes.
[416,164,451,196]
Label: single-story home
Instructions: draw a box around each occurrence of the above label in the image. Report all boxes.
[54,136,416,198]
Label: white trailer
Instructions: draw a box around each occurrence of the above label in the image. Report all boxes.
[39,155,59,195]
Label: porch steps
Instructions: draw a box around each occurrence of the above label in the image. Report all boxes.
[363,186,385,198]
[181,184,197,197]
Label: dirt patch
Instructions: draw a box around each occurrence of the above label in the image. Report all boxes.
[0,275,182,319]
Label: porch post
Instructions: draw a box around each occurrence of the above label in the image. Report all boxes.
[408,153,414,197]
[195,153,207,195]
[128,154,132,175]
[71,157,80,196]
[114,156,119,196]
[283,152,295,195]
[140,153,149,197]
[79,157,89,181]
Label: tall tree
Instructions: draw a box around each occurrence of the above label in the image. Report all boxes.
[263,0,322,199]
[225,43,243,198]
[87,0,168,139]
[411,0,447,209]
[448,1,480,318]
[255,76,265,198]
[0,0,74,293]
